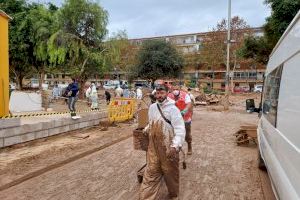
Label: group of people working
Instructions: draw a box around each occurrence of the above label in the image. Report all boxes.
[140,84,194,200]
[114,85,143,99]
[60,79,145,117]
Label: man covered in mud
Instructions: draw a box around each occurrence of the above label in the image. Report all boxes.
[139,85,185,200]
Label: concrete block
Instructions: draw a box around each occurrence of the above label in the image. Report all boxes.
[0,138,3,148]
[82,114,91,120]
[69,124,75,130]
[59,126,70,133]
[91,120,97,126]
[88,114,97,120]
[4,133,35,147]
[69,123,79,131]
[99,112,107,119]
[62,118,72,126]
[42,121,54,130]
[87,121,94,127]
[0,127,21,138]
[79,121,89,129]
[35,130,49,139]
[0,118,21,129]
[21,133,35,143]
[53,119,64,127]
[22,123,43,133]
[48,127,61,136]
[4,135,22,146]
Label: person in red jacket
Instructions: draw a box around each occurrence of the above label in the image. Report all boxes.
[168,86,193,155]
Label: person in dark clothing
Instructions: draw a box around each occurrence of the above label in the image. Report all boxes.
[65,78,79,116]
[105,90,111,105]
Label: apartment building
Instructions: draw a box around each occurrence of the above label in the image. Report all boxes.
[130,27,265,91]
[23,28,265,91]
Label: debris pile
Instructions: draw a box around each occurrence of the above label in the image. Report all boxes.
[194,93,223,105]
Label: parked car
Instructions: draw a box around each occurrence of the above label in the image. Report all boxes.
[9,83,16,90]
[30,79,48,90]
[103,83,118,90]
[134,82,149,88]
[254,85,263,93]
[233,86,250,93]
[103,80,120,90]
[258,11,300,200]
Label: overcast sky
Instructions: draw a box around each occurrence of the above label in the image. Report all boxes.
[37,0,271,39]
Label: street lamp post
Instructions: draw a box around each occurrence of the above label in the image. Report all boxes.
[225,0,231,110]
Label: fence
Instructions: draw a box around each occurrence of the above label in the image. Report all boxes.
[108,98,136,122]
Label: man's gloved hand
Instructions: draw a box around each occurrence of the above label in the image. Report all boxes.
[167,147,178,161]
[180,109,187,116]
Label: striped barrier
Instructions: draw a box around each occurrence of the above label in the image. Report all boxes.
[0,108,107,119]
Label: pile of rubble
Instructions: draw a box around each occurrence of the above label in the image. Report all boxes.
[194,93,223,105]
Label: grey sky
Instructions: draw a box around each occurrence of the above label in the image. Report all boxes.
[39,0,271,39]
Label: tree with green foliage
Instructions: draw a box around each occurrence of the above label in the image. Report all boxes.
[201,16,251,69]
[0,0,31,89]
[47,0,108,97]
[239,0,300,64]
[134,40,184,81]
[1,1,58,89]
[24,4,59,89]
[237,36,271,65]
[104,31,131,71]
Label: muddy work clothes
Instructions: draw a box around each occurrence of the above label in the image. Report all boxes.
[139,99,185,199]
[185,122,192,143]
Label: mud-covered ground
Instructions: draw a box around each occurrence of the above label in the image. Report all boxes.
[0,94,275,200]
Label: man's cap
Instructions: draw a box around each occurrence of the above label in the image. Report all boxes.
[156,84,168,91]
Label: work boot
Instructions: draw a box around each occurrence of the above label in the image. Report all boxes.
[187,142,192,155]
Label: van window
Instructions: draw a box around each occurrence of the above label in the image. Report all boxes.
[263,65,283,127]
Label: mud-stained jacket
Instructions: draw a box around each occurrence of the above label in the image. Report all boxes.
[146,98,186,150]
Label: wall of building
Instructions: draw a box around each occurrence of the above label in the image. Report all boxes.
[0,14,9,117]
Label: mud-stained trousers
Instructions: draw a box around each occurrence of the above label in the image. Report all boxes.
[185,122,192,143]
[139,124,179,200]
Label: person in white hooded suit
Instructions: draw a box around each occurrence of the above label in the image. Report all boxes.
[85,83,98,109]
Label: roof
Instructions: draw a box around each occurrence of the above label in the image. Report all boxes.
[129,27,263,41]
[0,10,12,20]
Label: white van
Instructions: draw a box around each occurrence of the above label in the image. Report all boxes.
[258,11,300,199]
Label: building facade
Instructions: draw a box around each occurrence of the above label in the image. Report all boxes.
[130,27,265,91]
[22,28,265,91]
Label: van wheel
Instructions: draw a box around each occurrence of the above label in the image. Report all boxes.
[258,151,266,170]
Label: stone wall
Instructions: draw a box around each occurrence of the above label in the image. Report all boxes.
[0,112,107,148]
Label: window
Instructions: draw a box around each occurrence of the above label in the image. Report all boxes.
[46,74,52,79]
[263,65,283,127]
[249,72,257,79]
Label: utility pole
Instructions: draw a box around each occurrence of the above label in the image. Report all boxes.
[224,0,231,110]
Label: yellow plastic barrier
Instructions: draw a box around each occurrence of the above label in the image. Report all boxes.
[108,98,136,122]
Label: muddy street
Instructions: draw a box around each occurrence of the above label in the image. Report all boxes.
[0,105,275,200]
